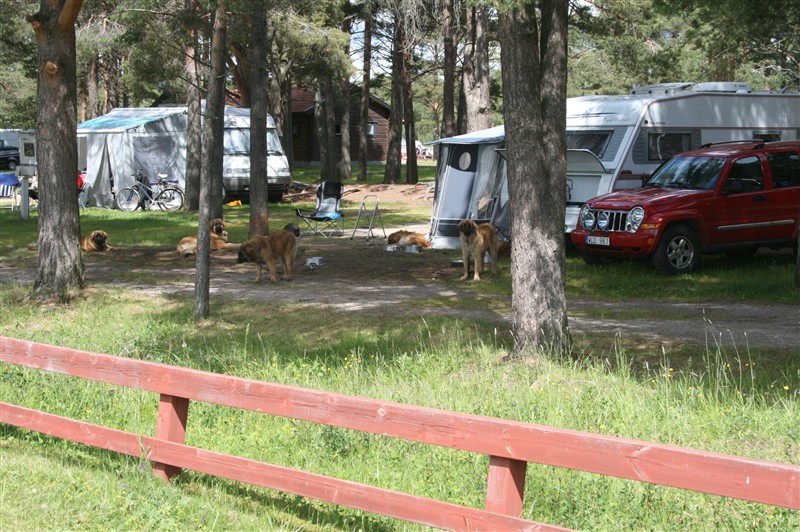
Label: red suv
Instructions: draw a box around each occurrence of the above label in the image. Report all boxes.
[571,140,800,274]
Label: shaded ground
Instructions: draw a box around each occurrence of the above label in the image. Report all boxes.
[1,183,797,352]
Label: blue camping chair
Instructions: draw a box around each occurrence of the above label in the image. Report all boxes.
[295,181,345,237]
[0,172,20,210]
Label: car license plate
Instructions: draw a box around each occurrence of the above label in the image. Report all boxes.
[586,235,610,246]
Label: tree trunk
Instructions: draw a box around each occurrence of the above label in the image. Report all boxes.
[248,5,270,237]
[184,36,202,211]
[401,25,418,185]
[462,5,490,132]
[357,5,373,183]
[87,55,98,118]
[442,0,457,139]
[313,83,331,182]
[322,77,339,181]
[28,0,85,301]
[195,0,226,320]
[383,19,404,184]
[499,1,570,355]
[339,16,352,181]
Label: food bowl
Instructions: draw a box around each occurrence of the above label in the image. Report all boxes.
[305,257,326,268]
[404,245,421,253]
[384,244,401,252]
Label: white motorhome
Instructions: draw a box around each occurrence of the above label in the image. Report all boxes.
[427,82,800,248]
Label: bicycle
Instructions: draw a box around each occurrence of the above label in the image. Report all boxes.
[115,169,184,212]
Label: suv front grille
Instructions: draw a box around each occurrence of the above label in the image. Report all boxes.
[588,209,629,232]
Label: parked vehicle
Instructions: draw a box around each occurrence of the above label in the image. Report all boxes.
[426,82,800,249]
[0,139,19,171]
[570,140,800,274]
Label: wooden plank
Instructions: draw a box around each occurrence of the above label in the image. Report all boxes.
[152,394,189,482]
[0,403,568,531]
[486,456,527,516]
[2,336,799,509]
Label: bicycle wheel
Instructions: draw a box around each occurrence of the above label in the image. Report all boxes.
[155,187,184,211]
[116,186,141,211]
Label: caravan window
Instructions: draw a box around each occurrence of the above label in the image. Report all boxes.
[647,132,691,161]
[566,131,612,157]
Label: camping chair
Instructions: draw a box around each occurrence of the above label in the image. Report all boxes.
[295,181,345,237]
[0,172,20,210]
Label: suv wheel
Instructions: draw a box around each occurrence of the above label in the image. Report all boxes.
[652,225,700,275]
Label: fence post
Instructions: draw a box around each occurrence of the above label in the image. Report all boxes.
[485,455,527,517]
[152,394,189,482]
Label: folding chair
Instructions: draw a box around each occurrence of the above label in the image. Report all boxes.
[0,172,20,210]
[295,181,345,237]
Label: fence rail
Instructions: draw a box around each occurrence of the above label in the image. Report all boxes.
[2,336,798,530]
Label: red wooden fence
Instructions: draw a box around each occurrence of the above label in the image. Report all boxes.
[2,336,798,530]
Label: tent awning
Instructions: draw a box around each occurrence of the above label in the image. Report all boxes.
[427,125,506,146]
[77,108,187,134]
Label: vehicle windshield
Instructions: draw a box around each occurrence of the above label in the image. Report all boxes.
[644,156,725,190]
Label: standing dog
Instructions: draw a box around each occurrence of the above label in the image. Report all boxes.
[237,230,297,283]
[81,230,111,252]
[176,218,240,256]
[457,219,498,281]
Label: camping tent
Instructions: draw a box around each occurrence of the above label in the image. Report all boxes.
[77,107,188,208]
[427,126,509,249]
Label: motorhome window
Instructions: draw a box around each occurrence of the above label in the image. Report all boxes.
[766,151,800,188]
[725,156,764,193]
[647,132,691,161]
[367,121,377,137]
[223,129,250,155]
[566,131,612,157]
[644,156,724,190]
[267,129,284,155]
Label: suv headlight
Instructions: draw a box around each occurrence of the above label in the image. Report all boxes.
[626,206,645,232]
[580,204,595,230]
[597,211,610,231]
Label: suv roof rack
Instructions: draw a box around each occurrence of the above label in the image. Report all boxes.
[699,139,765,149]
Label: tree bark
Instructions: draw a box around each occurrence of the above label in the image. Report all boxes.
[442,0,457,139]
[499,0,570,355]
[248,4,270,237]
[462,5,490,132]
[339,16,352,181]
[195,0,226,320]
[314,83,331,182]
[401,25,418,185]
[383,19,404,184]
[357,5,373,183]
[28,0,85,300]
[87,55,98,118]
[184,32,202,211]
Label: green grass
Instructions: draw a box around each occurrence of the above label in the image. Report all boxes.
[1,171,799,529]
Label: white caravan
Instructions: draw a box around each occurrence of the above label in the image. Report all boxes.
[563,82,800,233]
[427,82,800,248]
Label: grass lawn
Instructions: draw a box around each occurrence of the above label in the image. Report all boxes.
[1,165,798,530]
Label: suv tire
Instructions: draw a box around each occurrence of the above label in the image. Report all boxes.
[652,225,700,275]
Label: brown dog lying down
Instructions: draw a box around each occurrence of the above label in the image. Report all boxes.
[81,230,111,252]
[176,218,240,256]
[236,229,297,283]
[457,219,498,281]
[387,230,431,247]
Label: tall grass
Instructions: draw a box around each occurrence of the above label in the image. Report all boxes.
[1,286,797,530]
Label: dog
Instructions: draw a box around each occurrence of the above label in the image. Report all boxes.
[176,218,240,256]
[80,230,111,252]
[457,219,498,281]
[283,223,300,237]
[237,229,297,283]
[388,230,430,248]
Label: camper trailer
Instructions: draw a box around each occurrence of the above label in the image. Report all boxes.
[0,129,37,173]
[428,82,800,248]
[77,106,291,208]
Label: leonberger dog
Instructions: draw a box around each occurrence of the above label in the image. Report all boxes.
[237,229,297,283]
[388,230,430,248]
[176,218,240,256]
[457,219,498,281]
[80,230,111,252]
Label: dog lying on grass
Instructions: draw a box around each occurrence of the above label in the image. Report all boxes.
[176,218,240,256]
[236,230,297,283]
[80,230,111,252]
[387,230,431,248]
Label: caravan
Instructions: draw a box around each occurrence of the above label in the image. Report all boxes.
[428,82,800,248]
[77,106,291,208]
